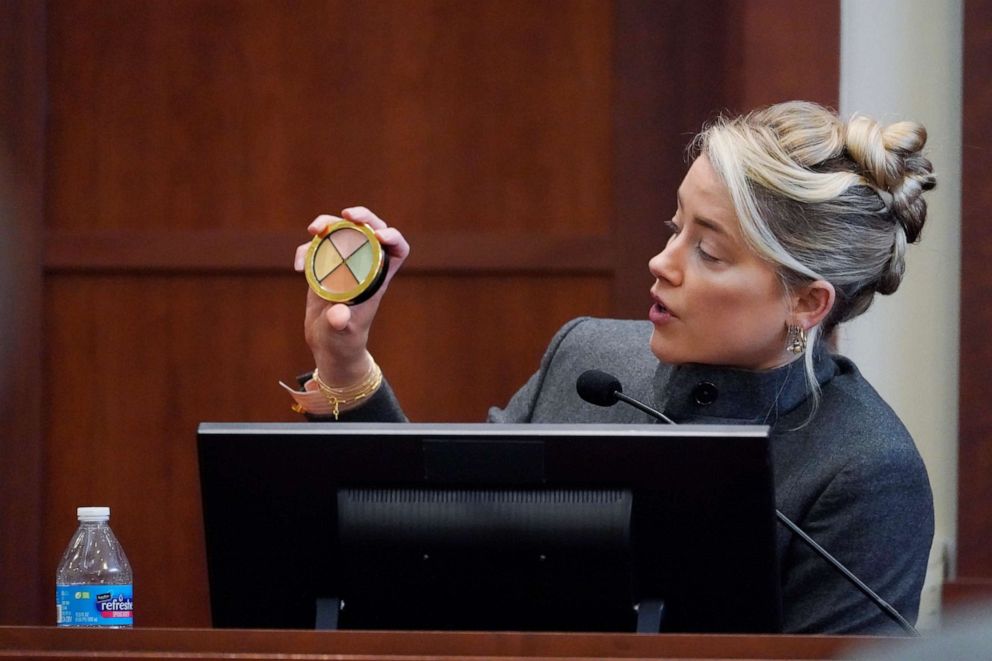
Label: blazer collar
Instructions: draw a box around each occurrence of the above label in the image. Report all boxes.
[652,349,838,425]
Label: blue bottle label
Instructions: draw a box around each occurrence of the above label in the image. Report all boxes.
[56,584,133,626]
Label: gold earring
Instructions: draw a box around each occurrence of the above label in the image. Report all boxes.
[787,324,807,355]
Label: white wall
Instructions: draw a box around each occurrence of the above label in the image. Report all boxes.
[839,0,963,628]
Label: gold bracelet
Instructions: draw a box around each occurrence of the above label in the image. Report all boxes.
[312,359,383,420]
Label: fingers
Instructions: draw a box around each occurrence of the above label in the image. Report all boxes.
[294,242,309,271]
[306,207,388,238]
[342,206,387,231]
[306,214,343,237]
[325,304,352,331]
[374,226,411,260]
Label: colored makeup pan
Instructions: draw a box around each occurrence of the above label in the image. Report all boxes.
[304,219,388,305]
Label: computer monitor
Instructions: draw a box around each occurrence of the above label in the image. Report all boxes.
[197,422,781,633]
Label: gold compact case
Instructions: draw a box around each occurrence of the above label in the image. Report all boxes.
[304,219,389,305]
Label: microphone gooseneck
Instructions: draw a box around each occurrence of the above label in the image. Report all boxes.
[577,369,676,424]
[574,369,921,637]
[773,511,918,635]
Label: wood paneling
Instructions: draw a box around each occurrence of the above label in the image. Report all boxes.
[610,0,839,319]
[0,627,885,660]
[375,275,613,420]
[958,0,992,579]
[612,1,734,318]
[43,275,304,626]
[0,0,46,625]
[44,229,612,273]
[726,0,840,113]
[0,0,846,627]
[46,0,612,235]
[944,578,992,612]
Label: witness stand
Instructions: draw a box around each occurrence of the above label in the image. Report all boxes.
[0,626,911,660]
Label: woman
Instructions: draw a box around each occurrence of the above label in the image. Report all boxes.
[286,101,935,634]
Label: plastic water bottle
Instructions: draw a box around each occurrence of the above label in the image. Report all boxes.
[55,507,134,627]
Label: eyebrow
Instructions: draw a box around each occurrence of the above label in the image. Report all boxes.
[695,216,730,238]
[676,190,731,239]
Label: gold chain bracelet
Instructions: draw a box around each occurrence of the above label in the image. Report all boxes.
[312,360,383,420]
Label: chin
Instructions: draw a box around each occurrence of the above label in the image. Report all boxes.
[650,329,723,366]
[649,331,687,365]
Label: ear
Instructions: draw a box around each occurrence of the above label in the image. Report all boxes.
[790,279,835,330]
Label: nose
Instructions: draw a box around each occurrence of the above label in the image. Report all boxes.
[649,234,683,286]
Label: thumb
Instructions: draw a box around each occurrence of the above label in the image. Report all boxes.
[325,304,352,331]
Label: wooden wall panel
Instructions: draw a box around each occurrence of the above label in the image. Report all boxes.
[610,0,839,319]
[0,0,46,624]
[726,0,840,113]
[612,1,731,318]
[958,0,992,580]
[42,275,305,626]
[375,275,613,421]
[46,0,612,235]
[43,228,613,273]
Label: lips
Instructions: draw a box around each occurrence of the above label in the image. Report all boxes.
[651,289,677,314]
[648,300,675,325]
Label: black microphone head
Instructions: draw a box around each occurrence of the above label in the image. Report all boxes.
[576,369,623,407]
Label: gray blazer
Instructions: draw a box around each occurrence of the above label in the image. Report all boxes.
[344,317,935,634]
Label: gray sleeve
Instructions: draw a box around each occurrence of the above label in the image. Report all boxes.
[487,317,589,423]
[781,445,934,634]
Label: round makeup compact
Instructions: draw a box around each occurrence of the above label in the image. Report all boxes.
[304,219,389,305]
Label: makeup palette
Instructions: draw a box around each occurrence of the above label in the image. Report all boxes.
[304,219,388,305]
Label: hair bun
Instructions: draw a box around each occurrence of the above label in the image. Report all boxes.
[844,115,936,244]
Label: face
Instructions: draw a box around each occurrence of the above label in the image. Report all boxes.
[648,155,792,370]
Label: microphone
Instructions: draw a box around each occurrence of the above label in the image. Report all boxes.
[576,369,677,425]
[575,369,920,636]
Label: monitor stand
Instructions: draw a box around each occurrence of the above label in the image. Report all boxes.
[636,599,664,633]
[315,597,341,630]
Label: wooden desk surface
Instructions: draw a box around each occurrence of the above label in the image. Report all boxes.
[0,626,912,660]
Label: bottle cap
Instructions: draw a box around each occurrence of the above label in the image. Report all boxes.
[76,507,110,521]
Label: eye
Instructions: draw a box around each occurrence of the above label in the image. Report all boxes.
[664,219,681,237]
[696,243,720,262]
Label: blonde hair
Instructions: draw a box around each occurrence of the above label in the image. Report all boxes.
[691,101,936,405]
